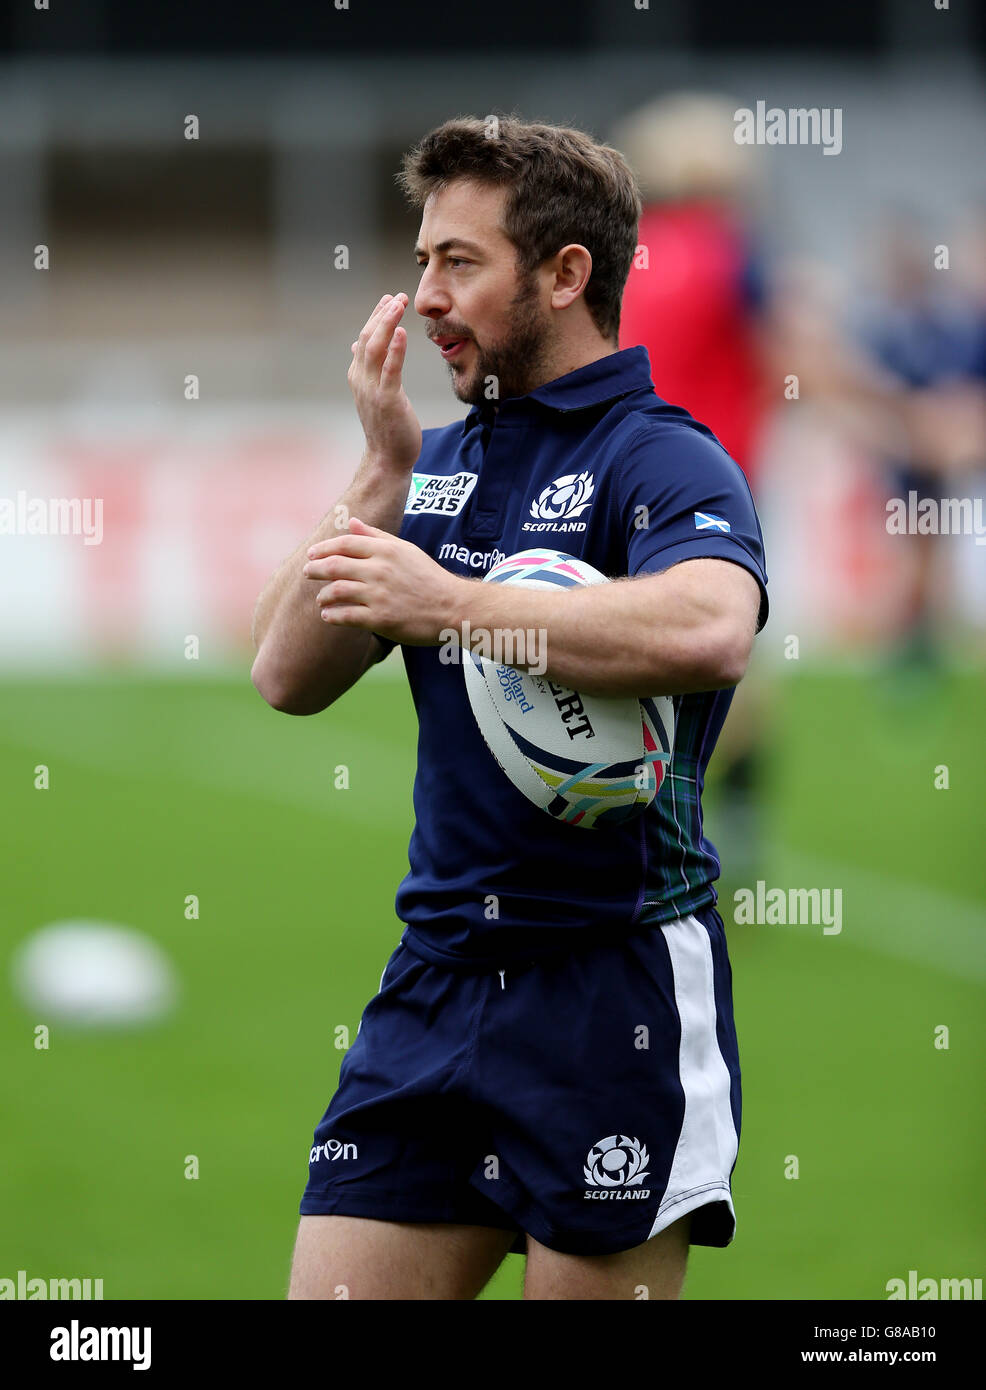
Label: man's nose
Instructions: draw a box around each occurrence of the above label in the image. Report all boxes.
[414,267,450,321]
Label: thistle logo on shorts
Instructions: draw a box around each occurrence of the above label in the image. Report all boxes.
[524,471,595,532]
[583,1134,652,1200]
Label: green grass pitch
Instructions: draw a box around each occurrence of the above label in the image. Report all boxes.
[0,663,983,1299]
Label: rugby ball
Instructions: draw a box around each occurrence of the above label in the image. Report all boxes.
[462,550,674,828]
[10,920,179,1027]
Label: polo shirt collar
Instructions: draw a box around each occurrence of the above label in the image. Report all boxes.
[463,345,653,432]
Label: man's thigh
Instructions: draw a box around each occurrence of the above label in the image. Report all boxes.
[287,1215,516,1300]
[523,1213,691,1301]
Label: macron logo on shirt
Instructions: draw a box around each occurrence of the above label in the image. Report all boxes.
[694,511,731,533]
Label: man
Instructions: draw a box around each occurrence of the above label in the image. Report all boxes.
[250,116,768,1301]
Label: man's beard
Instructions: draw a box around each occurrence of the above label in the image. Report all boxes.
[449,273,554,405]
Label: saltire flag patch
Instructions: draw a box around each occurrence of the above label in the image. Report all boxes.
[694,511,731,533]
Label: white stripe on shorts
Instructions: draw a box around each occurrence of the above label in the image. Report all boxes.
[648,913,738,1239]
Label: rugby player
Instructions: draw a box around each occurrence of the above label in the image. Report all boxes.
[251,116,768,1300]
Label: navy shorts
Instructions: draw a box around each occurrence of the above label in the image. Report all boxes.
[299,907,741,1257]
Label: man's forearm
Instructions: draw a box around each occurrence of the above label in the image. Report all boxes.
[446,561,760,697]
[250,456,408,712]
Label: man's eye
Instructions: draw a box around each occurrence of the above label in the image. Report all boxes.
[448,257,467,268]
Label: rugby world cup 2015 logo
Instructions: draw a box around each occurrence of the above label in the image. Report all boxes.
[529,471,595,523]
[583,1135,651,1200]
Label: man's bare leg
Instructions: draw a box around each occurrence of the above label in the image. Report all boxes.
[522,1213,692,1301]
[287,1215,517,1300]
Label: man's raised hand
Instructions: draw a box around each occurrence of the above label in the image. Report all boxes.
[348,293,422,474]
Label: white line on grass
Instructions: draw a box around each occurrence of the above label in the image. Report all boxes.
[766,845,986,982]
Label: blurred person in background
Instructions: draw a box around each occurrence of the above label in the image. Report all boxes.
[757,258,909,649]
[857,207,986,668]
[612,93,770,873]
[953,203,986,651]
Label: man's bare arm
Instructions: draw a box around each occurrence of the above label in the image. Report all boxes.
[452,557,763,696]
[250,291,420,715]
[249,459,408,714]
[306,522,764,697]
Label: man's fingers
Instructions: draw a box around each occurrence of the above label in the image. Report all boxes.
[302,554,366,582]
[360,293,394,336]
[306,533,384,562]
[319,604,374,628]
[351,294,396,370]
[360,295,407,378]
[379,327,408,388]
[354,294,404,366]
[347,517,391,538]
[315,579,367,608]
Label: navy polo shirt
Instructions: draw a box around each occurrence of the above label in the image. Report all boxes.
[373,345,768,967]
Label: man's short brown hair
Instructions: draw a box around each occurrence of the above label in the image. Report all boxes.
[397,114,642,343]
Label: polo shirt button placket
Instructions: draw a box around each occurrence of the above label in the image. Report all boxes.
[466,404,520,542]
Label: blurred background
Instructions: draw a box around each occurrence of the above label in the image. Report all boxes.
[1,1,984,1300]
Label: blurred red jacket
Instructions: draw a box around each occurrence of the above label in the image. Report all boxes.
[619,200,767,487]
